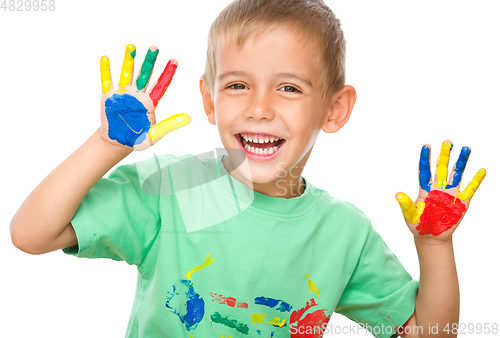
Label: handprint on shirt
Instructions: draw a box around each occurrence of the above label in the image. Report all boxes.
[396,140,486,240]
[165,254,331,337]
[165,279,205,331]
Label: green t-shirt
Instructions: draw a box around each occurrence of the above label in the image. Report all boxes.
[63,152,418,338]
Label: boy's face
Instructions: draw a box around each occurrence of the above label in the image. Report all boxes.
[201,24,353,196]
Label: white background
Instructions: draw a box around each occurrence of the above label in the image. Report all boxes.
[1,0,499,337]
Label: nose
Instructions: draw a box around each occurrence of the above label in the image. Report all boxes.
[243,90,276,121]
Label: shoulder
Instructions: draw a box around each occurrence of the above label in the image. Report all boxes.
[306,181,373,237]
[129,153,216,195]
[101,154,198,196]
[307,181,370,223]
[152,153,210,175]
[122,153,198,180]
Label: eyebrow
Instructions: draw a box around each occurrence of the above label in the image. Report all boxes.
[217,70,313,88]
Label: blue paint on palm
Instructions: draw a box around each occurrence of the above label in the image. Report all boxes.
[446,146,471,189]
[419,145,432,192]
[166,279,205,331]
[105,94,150,147]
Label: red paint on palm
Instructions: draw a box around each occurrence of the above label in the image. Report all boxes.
[417,190,466,236]
[149,59,178,107]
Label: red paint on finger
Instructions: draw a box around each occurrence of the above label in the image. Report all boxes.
[149,59,178,107]
[416,190,466,236]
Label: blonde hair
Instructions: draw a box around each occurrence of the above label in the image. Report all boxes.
[203,0,346,103]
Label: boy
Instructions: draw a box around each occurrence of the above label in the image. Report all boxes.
[10,0,485,337]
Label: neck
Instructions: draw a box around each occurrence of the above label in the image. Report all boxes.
[222,155,307,199]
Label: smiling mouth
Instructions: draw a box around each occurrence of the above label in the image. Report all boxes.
[237,133,285,156]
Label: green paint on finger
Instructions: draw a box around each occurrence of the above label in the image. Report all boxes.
[130,49,136,59]
[136,49,159,90]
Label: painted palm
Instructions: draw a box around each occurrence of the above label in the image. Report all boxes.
[396,140,486,240]
[99,44,191,150]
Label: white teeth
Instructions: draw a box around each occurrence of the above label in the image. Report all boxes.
[240,134,283,155]
[243,139,281,155]
[240,133,284,148]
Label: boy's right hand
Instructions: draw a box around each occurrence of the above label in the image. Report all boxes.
[99,44,191,151]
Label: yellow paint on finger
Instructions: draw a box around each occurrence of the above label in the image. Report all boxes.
[118,44,136,92]
[149,113,192,143]
[457,168,486,201]
[267,315,287,327]
[250,313,266,323]
[395,192,425,224]
[435,142,452,190]
[185,254,214,281]
[100,56,111,94]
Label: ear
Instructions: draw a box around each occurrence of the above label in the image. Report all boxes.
[199,75,216,125]
[322,85,357,133]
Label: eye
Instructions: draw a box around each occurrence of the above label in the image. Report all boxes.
[227,83,249,90]
[280,85,302,93]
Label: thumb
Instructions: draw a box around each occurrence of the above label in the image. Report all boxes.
[148,113,192,144]
[395,192,425,225]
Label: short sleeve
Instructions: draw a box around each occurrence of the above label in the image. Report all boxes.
[62,160,161,266]
[335,225,419,338]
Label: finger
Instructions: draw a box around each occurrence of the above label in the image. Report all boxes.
[457,168,486,201]
[434,140,453,190]
[100,55,113,94]
[136,46,159,92]
[446,146,471,189]
[149,59,178,107]
[418,144,432,192]
[118,44,137,92]
[395,192,426,225]
[148,113,192,144]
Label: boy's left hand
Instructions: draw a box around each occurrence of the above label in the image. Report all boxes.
[395,140,486,243]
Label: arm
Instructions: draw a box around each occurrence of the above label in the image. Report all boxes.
[10,130,132,254]
[10,44,191,255]
[399,237,459,337]
[395,140,485,338]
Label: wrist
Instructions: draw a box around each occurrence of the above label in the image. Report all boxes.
[414,236,456,279]
[414,235,453,249]
[95,128,133,159]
